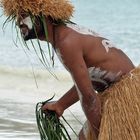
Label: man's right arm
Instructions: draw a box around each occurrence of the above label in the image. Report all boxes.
[57,86,79,110]
[42,86,79,116]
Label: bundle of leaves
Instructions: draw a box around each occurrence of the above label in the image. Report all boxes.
[36,98,77,140]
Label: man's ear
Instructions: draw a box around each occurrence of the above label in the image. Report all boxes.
[47,16,54,23]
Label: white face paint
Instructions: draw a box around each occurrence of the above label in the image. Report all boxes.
[102,39,115,53]
[20,16,33,30]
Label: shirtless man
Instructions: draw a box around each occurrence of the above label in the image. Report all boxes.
[16,12,135,139]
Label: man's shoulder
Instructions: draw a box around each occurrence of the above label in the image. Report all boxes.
[57,31,81,52]
[58,41,80,58]
[66,23,100,37]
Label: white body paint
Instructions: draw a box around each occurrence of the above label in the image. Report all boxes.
[56,48,122,93]
[66,23,99,37]
[102,39,116,53]
[55,24,121,95]
[83,122,90,140]
[55,25,121,91]
[67,23,116,53]
[88,67,122,91]
[56,49,83,100]
[56,49,67,69]
[20,16,33,30]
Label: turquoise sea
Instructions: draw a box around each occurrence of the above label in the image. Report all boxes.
[0,0,140,139]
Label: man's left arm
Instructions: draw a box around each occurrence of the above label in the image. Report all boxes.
[59,44,101,133]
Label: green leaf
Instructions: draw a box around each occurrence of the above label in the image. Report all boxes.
[36,97,77,140]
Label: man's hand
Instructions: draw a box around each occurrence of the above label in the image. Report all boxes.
[42,101,64,117]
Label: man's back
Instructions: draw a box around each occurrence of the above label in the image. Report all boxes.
[57,23,134,74]
[55,23,134,92]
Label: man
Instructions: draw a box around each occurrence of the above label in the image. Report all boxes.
[18,14,135,139]
[1,0,136,139]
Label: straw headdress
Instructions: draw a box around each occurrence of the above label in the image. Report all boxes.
[0,0,74,20]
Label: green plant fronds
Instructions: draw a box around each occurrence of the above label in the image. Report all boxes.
[36,97,78,140]
[40,14,51,56]
[2,13,16,31]
[30,40,58,79]
[30,14,52,67]
[1,12,59,79]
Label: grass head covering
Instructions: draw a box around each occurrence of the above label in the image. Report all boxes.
[0,0,74,21]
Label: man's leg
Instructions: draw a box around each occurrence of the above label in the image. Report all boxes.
[81,94,101,137]
[79,128,86,140]
[79,121,97,140]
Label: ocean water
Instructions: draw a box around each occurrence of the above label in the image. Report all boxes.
[0,0,140,139]
[0,68,85,140]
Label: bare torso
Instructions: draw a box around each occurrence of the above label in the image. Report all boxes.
[55,23,135,92]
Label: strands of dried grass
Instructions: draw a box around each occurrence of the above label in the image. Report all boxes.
[98,67,140,140]
[0,0,74,20]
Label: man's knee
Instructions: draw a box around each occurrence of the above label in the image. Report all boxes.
[79,127,86,140]
[78,121,97,140]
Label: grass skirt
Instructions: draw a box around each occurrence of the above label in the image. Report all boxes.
[98,67,140,140]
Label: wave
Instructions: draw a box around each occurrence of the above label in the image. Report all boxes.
[0,65,71,80]
[0,65,73,104]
